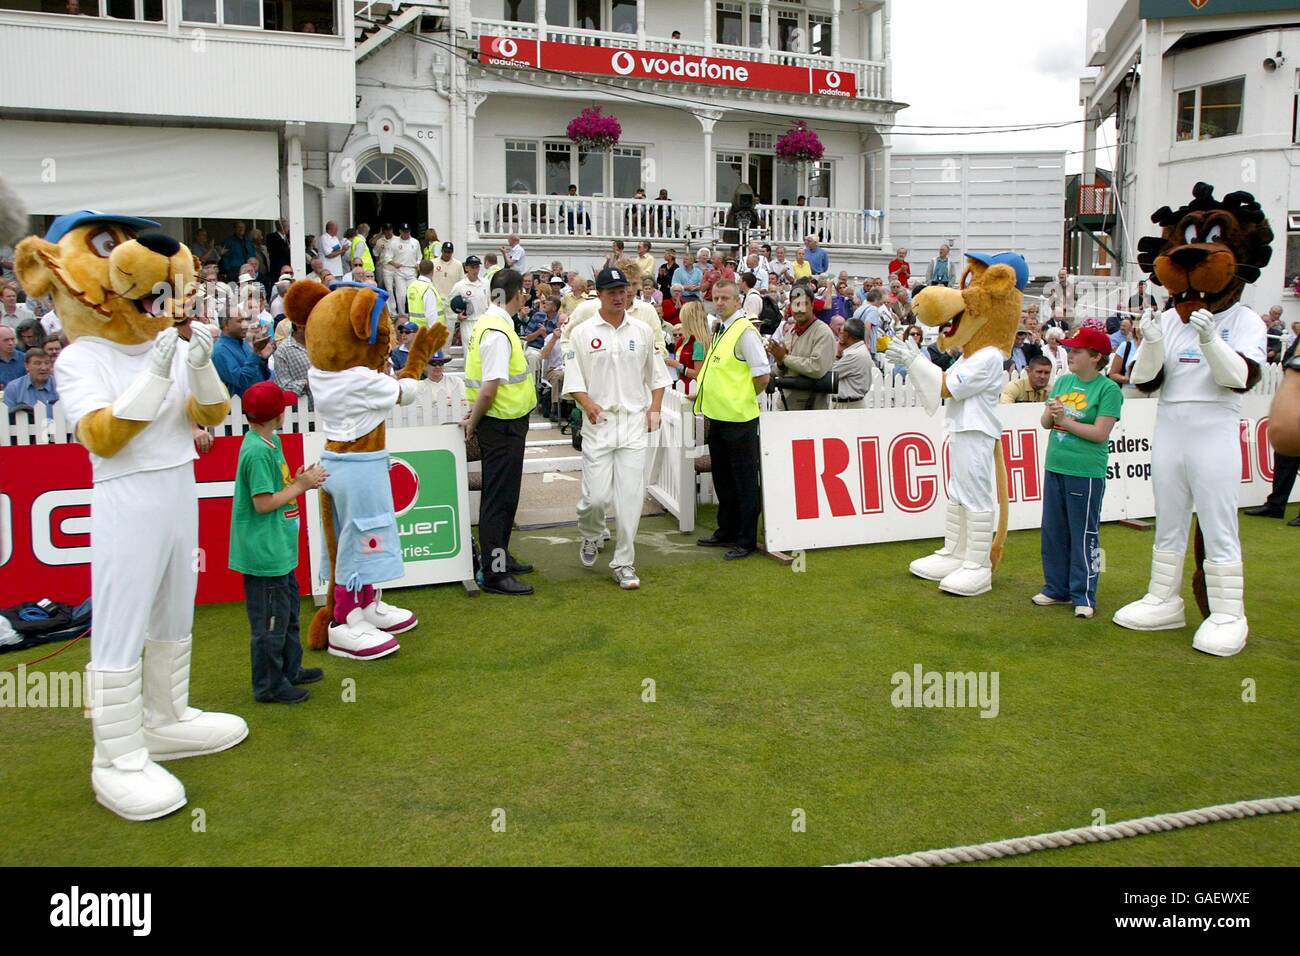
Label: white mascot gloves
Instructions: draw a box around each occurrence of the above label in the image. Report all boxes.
[1129,308,1166,387]
[397,378,420,406]
[113,327,177,421]
[185,320,231,406]
[1188,307,1249,390]
[886,336,942,415]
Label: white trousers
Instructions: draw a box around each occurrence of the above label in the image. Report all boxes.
[1153,402,1241,563]
[577,409,648,569]
[90,464,198,670]
[949,431,997,513]
[393,270,416,315]
[381,270,399,310]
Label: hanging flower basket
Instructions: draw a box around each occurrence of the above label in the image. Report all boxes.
[566,107,622,152]
[774,121,825,166]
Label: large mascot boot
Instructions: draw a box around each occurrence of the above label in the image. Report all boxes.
[328,608,401,660]
[909,500,967,581]
[142,637,249,761]
[89,662,187,822]
[1113,549,1186,630]
[938,510,995,597]
[1192,561,1248,657]
[357,585,417,635]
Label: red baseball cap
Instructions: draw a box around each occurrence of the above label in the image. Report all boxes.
[1060,326,1112,355]
[242,381,299,423]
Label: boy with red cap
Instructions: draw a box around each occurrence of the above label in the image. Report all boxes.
[1034,326,1123,619]
[230,381,329,703]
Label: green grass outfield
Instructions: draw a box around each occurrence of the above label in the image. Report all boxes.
[3,510,1297,866]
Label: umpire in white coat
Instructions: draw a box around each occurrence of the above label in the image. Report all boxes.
[563,267,672,590]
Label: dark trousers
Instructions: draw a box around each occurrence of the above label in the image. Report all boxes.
[1040,471,1105,609]
[706,417,761,551]
[477,413,530,579]
[1264,452,1300,514]
[243,571,303,701]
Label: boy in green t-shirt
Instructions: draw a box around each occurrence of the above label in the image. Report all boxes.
[230,382,328,703]
[1033,327,1124,619]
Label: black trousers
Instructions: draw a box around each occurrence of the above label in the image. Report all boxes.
[477,413,530,579]
[707,417,761,551]
[243,571,303,701]
[1265,452,1300,513]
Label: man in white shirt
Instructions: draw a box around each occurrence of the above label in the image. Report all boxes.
[431,241,464,301]
[563,268,671,590]
[372,223,393,291]
[740,271,764,318]
[768,246,793,285]
[386,223,422,317]
[316,221,345,277]
[420,351,467,414]
[833,318,874,408]
[502,232,527,275]
[744,252,770,292]
[450,255,490,346]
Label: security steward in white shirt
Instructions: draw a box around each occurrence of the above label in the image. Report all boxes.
[461,268,538,595]
[563,267,672,590]
[694,278,770,559]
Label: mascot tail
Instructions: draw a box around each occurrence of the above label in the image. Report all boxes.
[1191,519,1211,619]
[990,444,1009,570]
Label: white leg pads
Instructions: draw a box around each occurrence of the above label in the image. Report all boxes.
[1192,561,1248,657]
[88,662,187,822]
[1112,548,1187,631]
[910,499,967,581]
[142,637,249,761]
[939,509,995,596]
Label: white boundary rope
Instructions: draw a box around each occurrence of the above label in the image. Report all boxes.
[835,795,1300,867]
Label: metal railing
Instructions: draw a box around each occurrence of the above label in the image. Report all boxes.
[1077,184,1114,216]
[474,194,884,247]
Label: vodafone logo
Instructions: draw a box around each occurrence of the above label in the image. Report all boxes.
[825,71,841,89]
[591,338,603,350]
[492,37,518,58]
[611,51,635,76]
[390,459,420,516]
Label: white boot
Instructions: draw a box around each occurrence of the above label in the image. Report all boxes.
[360,588,418,635]
[88,662,187,822]
[1192,561,1248,657]
[938,510,995,596]
[1112,549,1186,630]
[142,637,249,761]
[328,607,401,660]
[909,500,967,581]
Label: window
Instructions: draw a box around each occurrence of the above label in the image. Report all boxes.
[748,132,775,150]
[544,142,572,195]
[504,0,571,26]
[1293,69,1300,144]
[611,146,644,197]
[809,14,832,58]
[776,12,801,53]
[179,0,261,26]
[807,161,833,203]
[610,0,636,33]
[716,2,743,46]
[356,156,418,187]
[506,140,539,194]
[718,148,833,204]
[1285,213,1300,290]
[1175,78,1245,142]
[575,0,599,30]
[716,153,745,204]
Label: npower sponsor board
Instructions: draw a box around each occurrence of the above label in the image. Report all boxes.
[478,35,857,98]
[759,396,1292,553]
[0,435,311,607]
[302,424,474,600]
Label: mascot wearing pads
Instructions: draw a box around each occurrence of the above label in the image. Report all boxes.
[16,212,247,821]
[885,252,1027,596]
[1113,183,1272,657]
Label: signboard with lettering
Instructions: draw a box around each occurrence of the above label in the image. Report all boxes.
[1139,0,1300,18]
[478,35,858,98]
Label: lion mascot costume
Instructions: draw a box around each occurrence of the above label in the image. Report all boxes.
[16,212,247,821]
[281,279,445,659]
[885,252,1027,596]
[1113,183,1272,657]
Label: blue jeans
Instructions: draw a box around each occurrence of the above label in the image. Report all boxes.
[1040,471,1105,608]
[244,571,304,700]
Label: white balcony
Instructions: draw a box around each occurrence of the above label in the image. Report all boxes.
[470,17,889,102]
[474,193,883,248]
[0,5,355,127]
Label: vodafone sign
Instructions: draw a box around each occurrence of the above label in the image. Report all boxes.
[478,36,858,98]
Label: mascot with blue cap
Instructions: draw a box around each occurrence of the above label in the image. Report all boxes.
[886,251,1028,596]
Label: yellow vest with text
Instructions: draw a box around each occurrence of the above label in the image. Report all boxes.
[351,236,374,271]
[405,277,441,327]
[465,311,537,420]
[694,315,761,422]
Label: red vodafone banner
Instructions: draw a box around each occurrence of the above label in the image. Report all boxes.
[0,435,311,607]
[478,35,858,98]
[759,397,1291,553]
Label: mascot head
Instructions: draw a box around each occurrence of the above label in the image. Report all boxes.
[282,279,395,374]
[912,251,1027,358]
[14,211,197,345]
[1137,182,1273,323]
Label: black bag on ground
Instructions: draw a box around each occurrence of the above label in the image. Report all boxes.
[0,597,92,653]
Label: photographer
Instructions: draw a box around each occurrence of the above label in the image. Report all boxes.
[765,285,835,411]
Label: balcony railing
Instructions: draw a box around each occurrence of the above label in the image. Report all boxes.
[474,194,883,248]
[1077,184,1114,216]
[471,18,888,101]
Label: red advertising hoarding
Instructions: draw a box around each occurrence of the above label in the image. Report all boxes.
[478,35,857,98]
[0,435,311,608]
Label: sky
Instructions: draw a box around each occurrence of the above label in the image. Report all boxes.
[888,0,1103,173]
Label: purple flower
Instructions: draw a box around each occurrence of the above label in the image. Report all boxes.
[775,122,825,164]
[567,107,622,151]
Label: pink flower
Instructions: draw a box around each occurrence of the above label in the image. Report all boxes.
[775,122,825,164]
[567,107,622,151]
